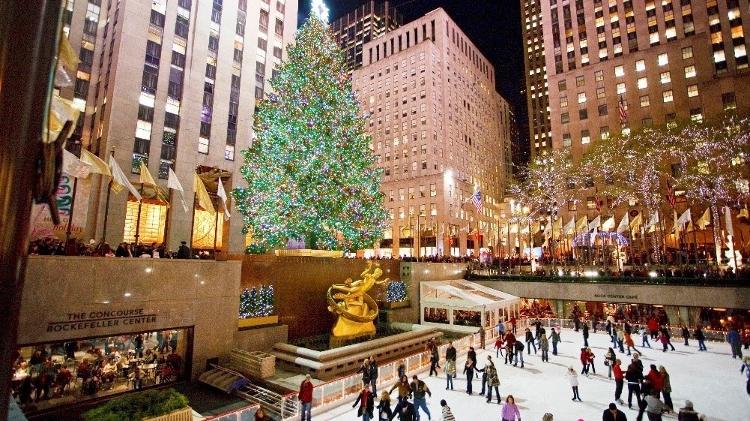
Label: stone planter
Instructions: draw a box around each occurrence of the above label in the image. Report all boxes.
[238,315,279,329]
[143,407,192,421]
[274,249,344,258]
[384,300,411,309]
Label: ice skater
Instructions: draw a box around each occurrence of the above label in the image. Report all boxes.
[549,328,560,356]
[694,325,707,351]
[582,322,590,347]
[613,359,624,404]
[513,339,525,368]
[681,325,690,346]
[540,332,550,362]
[463,357,475,395]
[640,325,652,348]
[501,395,522,421]
[525,328,537,354]
[567,366,582,401]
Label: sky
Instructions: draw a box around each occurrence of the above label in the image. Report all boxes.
[297,0,529,163]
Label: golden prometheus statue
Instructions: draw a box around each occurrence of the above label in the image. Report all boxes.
[327,261,389,340]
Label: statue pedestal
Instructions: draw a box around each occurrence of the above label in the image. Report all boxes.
[330,317,376,348]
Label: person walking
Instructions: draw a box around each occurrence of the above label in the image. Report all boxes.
[539,333,550,362]
[410,375,431,421]
[567,366,582,401]
[658,366,672,413]
[605,347,616,378]
[501,395,522,421]
[439,399,455,421]
[377,392,393,421]
[514,339,525,368]
[644,364,663,399]
[370,357,379,396]
[484,356,501,404]
[463,358,475,395]
[647,317,659,340]
[640,326,652,349]
[352,384,375,421]
[525,328,537,354]
[445,358,456,390]
[727,327,743,359]
[510,317,517,334]
[644,391,665,421]
[582,323,590,347]
[602,402,628,421]
[580,348,590,376]
[694,326,707,351]
[549,328,561,356]
[613,359,625,404]
[626,361,643,409]
[681,325,690,346]
[298,374,313,421]
[467,346,477,368]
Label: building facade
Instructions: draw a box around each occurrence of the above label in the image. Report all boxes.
[352,8,513,258]
[56,0,297,254]
[330,0,401,71]
[522,0,553,158]
[542,0,750,159]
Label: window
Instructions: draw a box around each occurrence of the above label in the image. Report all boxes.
[662,90,673,102]
[581,129,591,144]
[640,95,650,107]
[560,95,568,107]
[722,92,737,110]
[614,65,624,77]
[579,108,588,120]
[558,80,567,91]
[150,10,165,28]
[175,16,189,38]
[687,84,699,97]
[577,92,587,104]
[274,19,284,36]
[658,53,669,66]
[576,75,585,86]
[205,63,216,79]
[145,41,161,66]
[259,10,269,32]
[562,133,572,147]
[616,82,626,94]
[198,137,209,154]
[596,87,606,98]
[273,46,282,59]
[600,126,610,139]
[635,59,645,71]
[598,104,608,116]
[682,46,693,59]
[637,77,648,89]
[660,71,671,84]
[561,112,570,124]
[684,65,696,78]
[208,34,219,52]
[595,70,603,81]
[690,107,703,122]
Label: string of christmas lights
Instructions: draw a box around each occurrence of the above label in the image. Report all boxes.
[239,285,275,318]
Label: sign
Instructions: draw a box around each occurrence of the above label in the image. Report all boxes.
[593,293,639,301]
[46,308,157,333]
[29,175,90,240]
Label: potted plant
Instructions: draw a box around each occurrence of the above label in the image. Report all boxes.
[82,388,190,421]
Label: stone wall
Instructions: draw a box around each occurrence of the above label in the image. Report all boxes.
[20,256,241,380]
[234,324,288,353]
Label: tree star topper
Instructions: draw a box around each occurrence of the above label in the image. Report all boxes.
[312,0,329,23]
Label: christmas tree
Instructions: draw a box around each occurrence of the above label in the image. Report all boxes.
[233,12,387,252]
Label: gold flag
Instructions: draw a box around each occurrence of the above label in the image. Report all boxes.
[629,213,642,230]
[575,216,588,232]
[194,174,216,214]
[58,36,79,70]
[695,208,710,230]
[139,161,157,186]
[80,149,111,177]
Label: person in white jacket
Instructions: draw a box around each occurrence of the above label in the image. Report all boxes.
[567,366,582,401]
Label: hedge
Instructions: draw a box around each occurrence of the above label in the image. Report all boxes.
[82,388,188,421]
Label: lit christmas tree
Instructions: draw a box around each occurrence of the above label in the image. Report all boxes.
[233,10,387,252]
[239,285,275,318]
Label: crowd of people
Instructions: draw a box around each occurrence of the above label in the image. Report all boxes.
[28,237,201,259]
[10,331,184,411]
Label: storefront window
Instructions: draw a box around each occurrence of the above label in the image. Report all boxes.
[11,327,192,414]
[453,310,481,327]
[424,307,448,324]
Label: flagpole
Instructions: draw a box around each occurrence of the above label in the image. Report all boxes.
[65,176,79,245]
[213,201,219,255]
[101,147,115,243]
[134,181,144,245]
[188,168,199,257]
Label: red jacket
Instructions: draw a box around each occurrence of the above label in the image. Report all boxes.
[298,380,313,403]
[504,333,516,347]
[646,370,663,391]
[647,319,659,332]
[613,364,624,380]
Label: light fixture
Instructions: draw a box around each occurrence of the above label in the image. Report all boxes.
[124,292,132,297]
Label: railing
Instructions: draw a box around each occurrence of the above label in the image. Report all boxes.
[515,318,729,342]
[306,330,484,417]
[203,402,260,421]
[467,271,749,287]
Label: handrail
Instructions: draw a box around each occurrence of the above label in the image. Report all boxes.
[202,402,260,420]
[467,272,749,287]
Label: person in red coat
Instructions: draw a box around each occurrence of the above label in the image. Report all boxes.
[504,332,516,365]
[648,317,660,340]
[580,348,590,375]
[613,359,625,404]
[298,374,313,421]
[645,364,663,397]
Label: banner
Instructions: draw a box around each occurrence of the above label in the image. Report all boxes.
[29,175,91,240]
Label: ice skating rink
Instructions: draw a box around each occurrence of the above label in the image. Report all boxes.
[316,328,749,420]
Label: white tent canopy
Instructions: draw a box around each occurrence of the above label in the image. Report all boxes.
[420,280,521,332]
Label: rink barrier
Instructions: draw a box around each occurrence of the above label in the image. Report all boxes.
[202,402,260,420]
[516,318,728,342]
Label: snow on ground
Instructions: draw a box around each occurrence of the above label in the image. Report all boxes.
[316,328,749,421]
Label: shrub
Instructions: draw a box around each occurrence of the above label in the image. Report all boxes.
[82,388,188,421]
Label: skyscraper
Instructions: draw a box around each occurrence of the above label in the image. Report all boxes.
[51,0,298,254]
[521,0,553,159]
[330,0,401,71]
[352,8,513,257]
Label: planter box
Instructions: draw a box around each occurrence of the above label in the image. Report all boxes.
[144,407,192,421]
[274,249,344,258]
[238,315,278,329]
[384,300,411,310]
[230,349,276,379]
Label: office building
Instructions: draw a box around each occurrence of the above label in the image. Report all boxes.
[352,8,513,257]
[522,0,553,158]
[331,0,401,71]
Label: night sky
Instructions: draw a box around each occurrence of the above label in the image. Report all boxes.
[297,0,528,163]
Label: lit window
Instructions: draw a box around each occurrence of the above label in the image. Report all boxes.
[595,70,604,81]
[714,50,726,63]
[640,95,650,107]
[597,87,606,99]
[614,65,624,77]
[617,82,626,94]
[658,53,669,66]
[224,145,234,161]
[198,137,209,154]
[687,84,699,97]
[581,130,591,144]
[735,45,747,58]
[649,33,659,45]
[662,90,673,102]
[578,92,587,104]
[637,77,648,89]
[635,59,646,72]
[682,46,693,59]
[135,120,152,139]
[665,27,676,39]
[660,71,671,84]
[560,95,568,108]
[684,65,696,78]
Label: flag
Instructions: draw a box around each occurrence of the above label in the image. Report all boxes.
[62,149,91,178]
[471,190,482,214]
[576,216,588,232]
[646,212,660,233]
[109,155,141,201]
[618,95,628,124]
[616,213,630,234]
[167,168,189,213]
[80,149,111,176]
[629,213,642,231]
[675,208,692,232]
[724,206,734,237]
[543,222,551,237]
[695,208,711,230]
[194,174,215,214]
[665,182,676,209]
[602,216,615,231]
[563,218,575,235]
[217,177,231,220]
[588,215,601,232]
[139,161,157,186]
